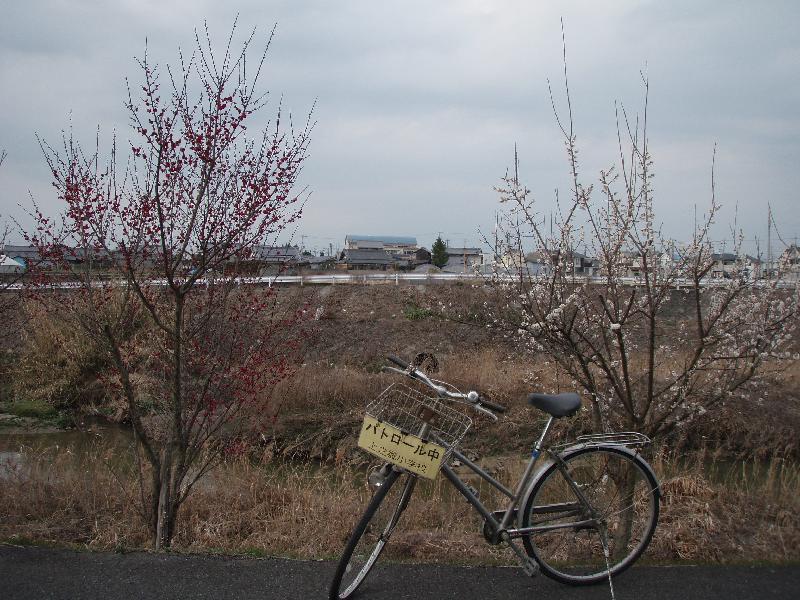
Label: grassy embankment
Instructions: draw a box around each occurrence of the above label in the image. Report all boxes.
[1,284,798,562]
[1,432,798,564]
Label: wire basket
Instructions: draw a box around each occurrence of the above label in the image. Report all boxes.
[365,384,472,458]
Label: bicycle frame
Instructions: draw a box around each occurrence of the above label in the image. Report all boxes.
[431,415,597,549]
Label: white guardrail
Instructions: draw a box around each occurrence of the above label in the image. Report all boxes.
[3,272,797,290]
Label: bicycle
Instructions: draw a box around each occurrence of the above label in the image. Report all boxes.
[329,355,661,599]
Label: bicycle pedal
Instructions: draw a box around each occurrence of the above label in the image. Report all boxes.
[521,557,539,578]
[502,533,539,578]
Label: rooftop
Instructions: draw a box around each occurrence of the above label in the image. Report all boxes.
[445,247,482,255]
[346,235,417,245]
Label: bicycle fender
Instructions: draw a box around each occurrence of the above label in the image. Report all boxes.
[515,443,661,530]
[515,457,556,530]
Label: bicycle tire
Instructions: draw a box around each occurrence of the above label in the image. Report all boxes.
[329,467,417,600]
[520,446,659,585]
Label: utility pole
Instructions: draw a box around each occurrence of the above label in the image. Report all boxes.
[767,203,772,280]
[494,211,500,266]
[755,236,761,279]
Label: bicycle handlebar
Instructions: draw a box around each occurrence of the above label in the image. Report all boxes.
[477,395,507,414]
[387,355,410,370]
[385,355,508,416]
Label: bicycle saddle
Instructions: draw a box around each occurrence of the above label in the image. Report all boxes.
[527,392,581,418]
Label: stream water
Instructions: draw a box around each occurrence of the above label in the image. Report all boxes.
[0,417,133,480]
[0,418,791,490]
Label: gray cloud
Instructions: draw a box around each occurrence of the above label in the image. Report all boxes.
[1,0,798,254]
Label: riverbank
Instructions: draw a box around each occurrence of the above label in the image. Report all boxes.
[3,285,799,461]
[1,285,798,565]
[1,438,797,565]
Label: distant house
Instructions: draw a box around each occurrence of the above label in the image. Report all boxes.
[568,251,599,276]
[0,255,23,276]
[783,244,800,266]
[499,248,527,271]
[390,254,413,270]
[513,249,601,277]
[307,255,336,271]
[529,249,600,277]
[710,253,738,279]
[615,250,670,278]
[2,244,41,270]
[779,245,800,281]
[338,248,395,270]
[658,250,682,274]
[1,243,88,271]
[250,245,302,263]
[524,251,553,276]
[344,235,418,255]
[413,247,431,265]
[233,244,304,274]
[742,255,763,280]
[441,247,483,273]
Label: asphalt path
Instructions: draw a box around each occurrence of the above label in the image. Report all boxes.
[1,545,798,600]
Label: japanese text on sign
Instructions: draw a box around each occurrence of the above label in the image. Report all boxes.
[357,415,445,479]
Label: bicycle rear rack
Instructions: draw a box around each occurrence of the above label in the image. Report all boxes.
[560,431,652,450]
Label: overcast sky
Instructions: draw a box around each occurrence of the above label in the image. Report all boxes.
[1,0,798,255]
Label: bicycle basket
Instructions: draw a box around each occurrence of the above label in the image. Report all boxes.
[364,383,472,460]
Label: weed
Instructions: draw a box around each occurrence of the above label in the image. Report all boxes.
[403,304,434,320]
[0,399,57,419]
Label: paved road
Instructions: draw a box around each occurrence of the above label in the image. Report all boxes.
[1,545,798,599]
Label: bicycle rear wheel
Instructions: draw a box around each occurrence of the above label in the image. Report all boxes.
[330,467,417,600]
[521,446,659,585]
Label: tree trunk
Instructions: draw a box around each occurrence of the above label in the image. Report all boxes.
[608,458,637,561]
[153,445,180,549]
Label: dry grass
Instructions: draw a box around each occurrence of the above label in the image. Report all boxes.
[2,444,797,564]
[267,349,800,466]
[266,350,590,462]
[650,450,800,563]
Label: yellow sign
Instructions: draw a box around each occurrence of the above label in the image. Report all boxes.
[357,415,445,479]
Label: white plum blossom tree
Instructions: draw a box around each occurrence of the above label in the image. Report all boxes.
[486,68,798,441]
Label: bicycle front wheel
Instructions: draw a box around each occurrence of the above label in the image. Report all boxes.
[330,467,417,600]
[521,446,659,585]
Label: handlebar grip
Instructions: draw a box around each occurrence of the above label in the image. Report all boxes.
[478,395,507,413]
[387,355,411,370]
